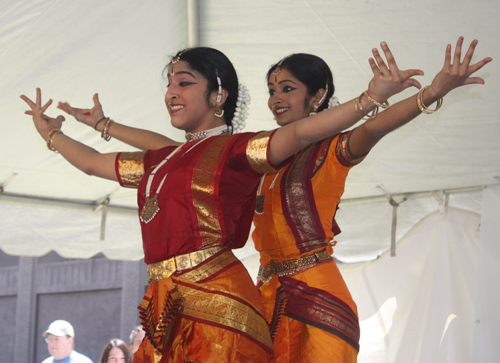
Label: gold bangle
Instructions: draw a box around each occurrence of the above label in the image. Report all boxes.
[364,90,390,109]
[101,118,114,141]
[416,86,443,114]
[46,129,63,153]
[355,93,378,120]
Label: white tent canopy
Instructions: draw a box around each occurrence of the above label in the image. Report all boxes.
[0,1,499,361]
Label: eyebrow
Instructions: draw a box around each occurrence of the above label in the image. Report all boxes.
[268,79,297,86]
[168,70,197,79]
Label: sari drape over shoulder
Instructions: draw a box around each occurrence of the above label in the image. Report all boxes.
[252,131,365,363]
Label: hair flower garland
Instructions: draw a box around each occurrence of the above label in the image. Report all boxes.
[232,84,251,133]
[328,96,340,109]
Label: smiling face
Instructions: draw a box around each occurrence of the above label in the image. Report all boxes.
[268,68,316,126]
[165,60,223,133]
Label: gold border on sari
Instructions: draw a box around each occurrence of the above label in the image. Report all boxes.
[284,144,325,249]
[192,137,232,248]
[178,280,274,352]
[117,151,146,188]
[246,130,275,174]
[336,131,366,167]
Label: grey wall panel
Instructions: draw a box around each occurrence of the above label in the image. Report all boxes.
[0,296,16,362]
[35,289,121,363]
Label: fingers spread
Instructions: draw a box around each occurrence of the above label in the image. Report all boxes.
[372,48,390,74]
[453,37,464,66]
[368,57,381,75]
[380,41,399,71]
[40,99,53,114]
[20,95,35,108]
[444,44,452,68]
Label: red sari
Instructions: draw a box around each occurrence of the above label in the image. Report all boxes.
[116,131,280,362]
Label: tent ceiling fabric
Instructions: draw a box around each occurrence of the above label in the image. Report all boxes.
[0,0,498,261]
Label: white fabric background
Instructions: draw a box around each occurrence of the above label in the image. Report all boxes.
[341,206,480,362]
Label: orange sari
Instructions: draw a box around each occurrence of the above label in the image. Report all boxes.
[132,250,272,363]
[253,132,364,362]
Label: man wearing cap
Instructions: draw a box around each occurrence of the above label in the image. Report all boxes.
[42,320,93,363]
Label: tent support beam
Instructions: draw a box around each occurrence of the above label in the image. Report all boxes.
[0,185,486,218]
[187,0,199,47]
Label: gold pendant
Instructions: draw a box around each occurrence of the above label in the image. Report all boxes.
[255,195,266,215]
[140,196,160,223]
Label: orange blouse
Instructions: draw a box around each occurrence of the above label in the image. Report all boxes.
[252,131,365,265]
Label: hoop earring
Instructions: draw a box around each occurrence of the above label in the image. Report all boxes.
[215,106,225,118]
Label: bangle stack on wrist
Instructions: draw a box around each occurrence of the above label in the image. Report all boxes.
[101,118,114,141]
[364,90,390,109]
[94,117,107,130]
[355,93,378,120]
[46,129,63,153]
[355,90,389,120]
[416,86,443,114]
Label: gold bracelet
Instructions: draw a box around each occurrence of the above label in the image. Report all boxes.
[355,93,378,120]
[101,118,114,141]
[46,129,63,153]
[364,90,390,109]
[416,86,443,114]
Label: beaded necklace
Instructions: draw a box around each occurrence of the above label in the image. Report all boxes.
[140,125,229,223]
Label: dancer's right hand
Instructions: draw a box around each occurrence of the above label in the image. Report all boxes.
[57,93,105,129]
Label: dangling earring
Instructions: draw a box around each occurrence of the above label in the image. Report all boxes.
[309,105,319,117]
[309,83,329,116]
[215,106,225,117]
[214,69,224,117]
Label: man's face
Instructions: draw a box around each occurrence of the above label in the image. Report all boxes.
[46,334,73,360]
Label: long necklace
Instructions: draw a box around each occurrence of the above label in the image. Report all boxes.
[255,168,282,215]
[140,125,229,223]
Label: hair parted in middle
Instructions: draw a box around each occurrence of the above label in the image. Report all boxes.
[164,47,240,131]
[99,339,133,363]
[267,53,335,113]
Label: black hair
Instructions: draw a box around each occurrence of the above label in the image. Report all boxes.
[164,47,239,131]
[267,53,335,112]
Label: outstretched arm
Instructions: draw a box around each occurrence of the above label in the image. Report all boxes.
[57,93,180,150]
[21,89,118,181]
[269,41,423,165]
[348,37,492,157]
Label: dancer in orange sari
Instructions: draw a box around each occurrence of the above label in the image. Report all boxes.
[22,45,414,362]
[253,37,490,362]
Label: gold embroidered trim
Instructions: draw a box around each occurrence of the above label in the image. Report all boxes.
[336,131,366,167]
[181,249,237,282]
[257,250,332,282]
[118,151,146,188]
[177,281,274,352]
[147,246,226,282]
[284,144,325,247]
[246,130,275,174]
[192,137,231,248]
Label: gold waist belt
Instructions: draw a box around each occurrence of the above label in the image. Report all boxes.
[257,250,332,283]
[147,246,226,282]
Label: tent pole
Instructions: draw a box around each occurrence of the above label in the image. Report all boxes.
[187,0,199,47]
